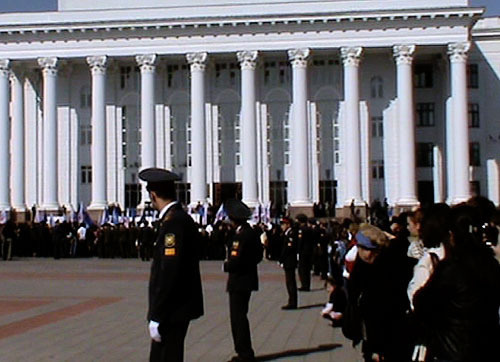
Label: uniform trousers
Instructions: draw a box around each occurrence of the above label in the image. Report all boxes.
[298,260,312,290]
[284,268,298,306]
[149,320,190,362]
[229,291,255,360]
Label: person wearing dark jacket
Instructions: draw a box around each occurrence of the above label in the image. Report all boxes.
[140,168,204,362]
[345,224,413,362]
[223,199,263,362]
[296,214,314,291]
[413,204,500,362]
[278,217,298,309]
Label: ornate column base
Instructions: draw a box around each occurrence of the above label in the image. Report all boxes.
[39,203,60,213]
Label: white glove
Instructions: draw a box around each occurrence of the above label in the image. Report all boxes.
[148,320,161,342]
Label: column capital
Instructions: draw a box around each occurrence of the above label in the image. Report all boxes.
[237,50,258,70]
[37,57,58,76]
[393,44,416,65]
[87,55,108,75]
[0,59,10,77]
[340,47,363,67]
[448,42,470,63]
[136,54,157,73]
[186,52,208,72]
[288,48,310,68]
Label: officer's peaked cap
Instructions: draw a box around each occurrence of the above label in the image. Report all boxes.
[139,168,180,183]
[280,217,292,224]
[224,199,252,220]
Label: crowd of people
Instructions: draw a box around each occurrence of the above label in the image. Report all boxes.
[318,196,500,362]
[1,195,499,361]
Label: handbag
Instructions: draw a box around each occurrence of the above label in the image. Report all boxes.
[341,292,363,345]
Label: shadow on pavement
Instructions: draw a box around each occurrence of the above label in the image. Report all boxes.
[297,303,324,310]
[255,343,342,361]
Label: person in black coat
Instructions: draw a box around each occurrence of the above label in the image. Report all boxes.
[296,214,314,291]
[278,217,298,309]
[223,199,263,362]
[140,168,204,362]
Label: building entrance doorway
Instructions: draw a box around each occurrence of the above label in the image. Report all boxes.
[418,181,434,208]
[214,183,242,206]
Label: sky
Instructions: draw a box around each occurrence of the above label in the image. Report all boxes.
[0,0,498,15]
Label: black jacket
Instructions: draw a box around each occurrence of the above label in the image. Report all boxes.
[279,228,297,269]
[147,203,204,324]
[413,245,500,362]
[297,226,314,265]
[224,223,263,292]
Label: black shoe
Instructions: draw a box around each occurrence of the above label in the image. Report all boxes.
[281,304,297,310]
[298,287,310,291]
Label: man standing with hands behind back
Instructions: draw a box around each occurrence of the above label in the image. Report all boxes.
[139,168,204,362]
[223,199,264,362]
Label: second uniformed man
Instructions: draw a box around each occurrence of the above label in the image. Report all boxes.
[140,168,204,362]
[223,199,263,362]
[279,217,298,309]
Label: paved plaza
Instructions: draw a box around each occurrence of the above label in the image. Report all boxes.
[0,258,361,361]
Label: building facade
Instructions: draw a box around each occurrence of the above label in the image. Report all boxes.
[0,0,499,216]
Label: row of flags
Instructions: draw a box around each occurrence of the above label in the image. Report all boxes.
[1,201,274,227]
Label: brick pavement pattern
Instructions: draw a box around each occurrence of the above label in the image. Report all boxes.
[0,258,362,361]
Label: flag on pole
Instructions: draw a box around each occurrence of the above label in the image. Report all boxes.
[214,204,227,222]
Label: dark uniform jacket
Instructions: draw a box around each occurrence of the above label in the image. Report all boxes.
[147,203,204,324]
[279,228,297,269]
[297,226,314,265]
[224,223,263,292]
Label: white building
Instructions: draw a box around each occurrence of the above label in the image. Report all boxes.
[0,0,499,217]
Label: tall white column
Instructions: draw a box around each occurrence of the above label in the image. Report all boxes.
[87,56,108,209]
[10,69,25,211]
[38,57,59,210]
[288,48,312,206]
[136,54,157,206]
[341,47,363,206]
[237,50,259,207]
[448,42,471,204]
[187,52,208,206]
[0,60,10,210]
[393,45,419,207]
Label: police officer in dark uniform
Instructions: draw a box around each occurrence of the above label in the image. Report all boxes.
[296,214,314,291]
[223,199,263,362]
[139,168,204,362]
[278,217,298,309]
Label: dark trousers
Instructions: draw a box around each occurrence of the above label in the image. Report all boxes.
[149,320,190,362]
[298,261,312,290]
[229,291,255,360]
[284,268,297,306]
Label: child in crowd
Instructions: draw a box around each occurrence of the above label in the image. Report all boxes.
[321,276,347,327]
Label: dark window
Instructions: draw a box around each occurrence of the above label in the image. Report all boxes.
[371,116,383,137]
[417,143,434,167]
[467,64,479,89]
[469,142,480,166]
[468,103,480,128]
[270,181,288,217]
[414,64,434,88]
[370,76,384,98]
[175,183,190,206]
[319,180,337,205]
[416,103,435,127]
[81,166,92,184]
[371,160,384,179]
[120,66,131,89]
